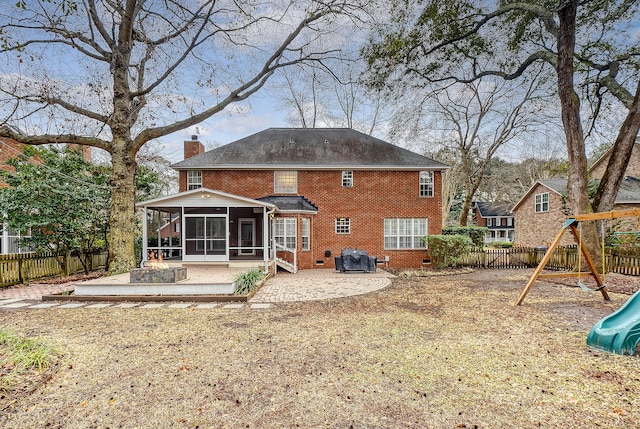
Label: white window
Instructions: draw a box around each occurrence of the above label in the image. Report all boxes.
[507,217,513,227]
[384,218,428,249]
[274,171,297,194]
[535,192,549,213]
[486,218,493,227]
[335,218,350,234]
[274,218,296,249]
[342,171,353,187]
[187,171,202,190]
[419,171,434,197]
[301,218,310,251]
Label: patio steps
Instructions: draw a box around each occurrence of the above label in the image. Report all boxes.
[275,257,297,273]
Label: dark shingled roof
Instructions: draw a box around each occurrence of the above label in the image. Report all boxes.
[474,201,514,217]
[257,196,318,213]
[172,128,448,170]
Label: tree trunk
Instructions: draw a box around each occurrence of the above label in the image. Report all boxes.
[107,146,138,274]
[593,81,640,212]
[556,0,600,262]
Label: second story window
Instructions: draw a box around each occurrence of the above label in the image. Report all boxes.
[342,171,353,187]
[187,171,202,190]
[274,170,297,194]
[335,218,350,234]
[535,192,549,213]
[419,171,434,197]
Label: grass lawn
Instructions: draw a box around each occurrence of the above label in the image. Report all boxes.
[0,269,638,428]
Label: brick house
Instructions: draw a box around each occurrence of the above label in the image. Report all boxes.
[512,179,573,247]
[472,201,515,244]
[1,128,93,254]
[137,128,448,271]
[0,132,31,254]
[512,175,640,248]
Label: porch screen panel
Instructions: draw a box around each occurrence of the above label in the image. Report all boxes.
[185,217,205,255]
[206,217,226,255]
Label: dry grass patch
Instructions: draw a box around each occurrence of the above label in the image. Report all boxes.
[0,269,638,428]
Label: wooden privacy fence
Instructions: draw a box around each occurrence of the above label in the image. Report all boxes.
[457,246,640,276]
[0,251,108,288]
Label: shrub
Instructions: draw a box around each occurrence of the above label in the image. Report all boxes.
[488,241,513,248]
[427,235,473,268]
[442,226,488,247]
[233,267,267,295]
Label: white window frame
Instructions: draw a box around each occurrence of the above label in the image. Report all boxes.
[486,218,493,227]
[342,171,353,187]
[301,218,310,251]
[384,218,428,250]
[535,192,549,213]
[274,171,298,194]
[335,218,350,234]
[419,171,434,197]
[274,218,296,250]
[507,217,513,227]
[187,171,202,190]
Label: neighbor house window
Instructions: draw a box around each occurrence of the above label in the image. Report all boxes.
[486,218,493,227]
[535,192,549,213]
[274,171,297,194]
[384,218,428,249]
[419,171,434,197]
[507,217,513,227]
[342,171,353,187]
[274,218,296,249]
[187,171,202,190]
[301,218,310,251]
[335,218,350,234]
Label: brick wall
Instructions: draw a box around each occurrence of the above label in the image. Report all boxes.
[513,187,574,247]
[180,169,443,269]
[591,144,640,179]
[0,137,25,188]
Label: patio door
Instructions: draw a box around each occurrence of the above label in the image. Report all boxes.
[184,215,227,261]
[238,218,256,255]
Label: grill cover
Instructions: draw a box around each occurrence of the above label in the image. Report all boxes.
[335,248,376,272]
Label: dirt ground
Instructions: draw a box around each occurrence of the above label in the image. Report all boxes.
[0,268,639,428]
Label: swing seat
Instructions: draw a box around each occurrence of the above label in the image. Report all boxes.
[577,280,606,292]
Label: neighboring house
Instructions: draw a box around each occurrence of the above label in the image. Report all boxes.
[512,177,640,247]
[1,128,92,255]
[0,133,31,254]
[472,201,515,244]
[512,179,572,247]
[590,142,640,179]
[137,128,449,271]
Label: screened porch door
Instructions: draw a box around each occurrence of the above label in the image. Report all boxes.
[184,215,227,261]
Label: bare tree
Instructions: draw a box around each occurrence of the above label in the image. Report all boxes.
[275,55,387,135]
[393,75,547,225]
[0,0,366,273]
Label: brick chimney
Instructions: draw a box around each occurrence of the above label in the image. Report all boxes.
[184,135,204,160]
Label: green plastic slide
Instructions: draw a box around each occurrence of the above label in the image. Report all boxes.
[586,289,640,356]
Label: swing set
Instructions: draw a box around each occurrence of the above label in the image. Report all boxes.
[515,209,640,306]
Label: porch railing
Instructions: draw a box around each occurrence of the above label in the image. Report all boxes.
[274,243,297,273]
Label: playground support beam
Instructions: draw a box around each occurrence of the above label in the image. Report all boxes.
[515,219,610,306]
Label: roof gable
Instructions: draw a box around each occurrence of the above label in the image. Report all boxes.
[512,179,567,212]
[136,188,277,209]
[172,128,448,170]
